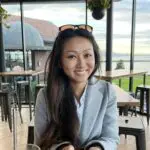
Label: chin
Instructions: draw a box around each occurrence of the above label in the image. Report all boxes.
[73,78,89,83]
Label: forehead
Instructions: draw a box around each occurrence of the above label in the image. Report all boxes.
[63,36,93,53]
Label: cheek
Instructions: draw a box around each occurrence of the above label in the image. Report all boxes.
[62,62,76,70]
[62,59,77,69]
[61,63,74,75]
[90,63,95,72]
[88,58,95,70]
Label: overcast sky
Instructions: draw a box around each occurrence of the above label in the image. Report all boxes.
[3,0,150,54]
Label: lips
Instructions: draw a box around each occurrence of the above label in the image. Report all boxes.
[75,70,87,75]
[75,70,85,72]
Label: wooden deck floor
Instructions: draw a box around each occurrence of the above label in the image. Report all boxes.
[0,108,150,150]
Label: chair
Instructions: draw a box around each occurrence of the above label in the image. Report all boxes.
[27,117,34,144]
[119,116,146,150]
[0,82,10,90]
[135,84,150,125]
[0,90,12,131]
[17,80,30,107]
[0,82,23,124]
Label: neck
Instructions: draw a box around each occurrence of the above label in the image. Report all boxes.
[70,81,87,102]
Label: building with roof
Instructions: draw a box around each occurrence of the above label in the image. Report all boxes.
[3,15,59,70]
[6,15,58,49]
[3,21,44,50]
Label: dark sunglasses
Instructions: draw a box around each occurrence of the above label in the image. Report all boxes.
[59,24,93,32]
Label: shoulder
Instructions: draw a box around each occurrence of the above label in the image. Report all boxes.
[37,87,46,97]
[88,77,116,96]
[88,77,109,89]
[36,87,47,107]
[35,87,51,123]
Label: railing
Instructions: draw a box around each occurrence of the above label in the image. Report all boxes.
[100,60,150,92]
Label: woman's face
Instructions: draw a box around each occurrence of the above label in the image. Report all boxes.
[61,36,95,85]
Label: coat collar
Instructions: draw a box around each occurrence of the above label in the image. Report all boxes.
[79,79,106,144]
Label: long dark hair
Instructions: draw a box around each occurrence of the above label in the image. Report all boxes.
[39,29,101,149]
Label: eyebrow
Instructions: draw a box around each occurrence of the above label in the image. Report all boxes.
[64,48,93,53]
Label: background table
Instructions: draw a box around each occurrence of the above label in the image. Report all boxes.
[113,84,140,107]
[0,70,44,120]
[0,70,44,150]
[95,70,147,85]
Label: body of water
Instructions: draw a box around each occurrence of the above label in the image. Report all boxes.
[101,55,150,74]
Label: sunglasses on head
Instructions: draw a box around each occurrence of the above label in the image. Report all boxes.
[59,24,93,32]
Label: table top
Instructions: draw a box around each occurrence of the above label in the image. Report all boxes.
[119,116,144,129]
[95,69,147,80]
[29,116,144,129]
[0,70,44,77]
[113,84,140,107]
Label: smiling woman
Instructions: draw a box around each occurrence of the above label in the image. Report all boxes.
[34,25,119,150]
[1,1,150,150]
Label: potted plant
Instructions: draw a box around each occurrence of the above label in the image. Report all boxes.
[0,5,10,28]
[87,0,110,20]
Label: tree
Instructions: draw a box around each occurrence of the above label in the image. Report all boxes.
[115,59,125,69]
[0,5,10,28]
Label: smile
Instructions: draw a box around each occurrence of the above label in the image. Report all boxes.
[75,70,87,74]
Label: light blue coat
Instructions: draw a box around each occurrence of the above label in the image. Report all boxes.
[34,79,119,150]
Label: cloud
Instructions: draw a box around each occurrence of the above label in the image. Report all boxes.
[2,0,150,54]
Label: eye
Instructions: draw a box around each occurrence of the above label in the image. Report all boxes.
[67,55,76,59]
[84,53,92,58]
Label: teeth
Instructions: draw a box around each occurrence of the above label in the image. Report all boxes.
[77,70,85,72]
[75,70,86,75]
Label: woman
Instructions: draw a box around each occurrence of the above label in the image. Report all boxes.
[34,25,119,150]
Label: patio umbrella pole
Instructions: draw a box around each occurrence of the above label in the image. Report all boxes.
[0,3,6,74]
[20,1,27,70]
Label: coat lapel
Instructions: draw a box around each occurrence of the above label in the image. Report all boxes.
[79,81,106,144]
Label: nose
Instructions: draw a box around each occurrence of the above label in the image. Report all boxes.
[77,56,85,68]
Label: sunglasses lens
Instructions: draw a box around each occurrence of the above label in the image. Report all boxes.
[59,25,74,31]
[59,25,93,32]
[79,25,92,32]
